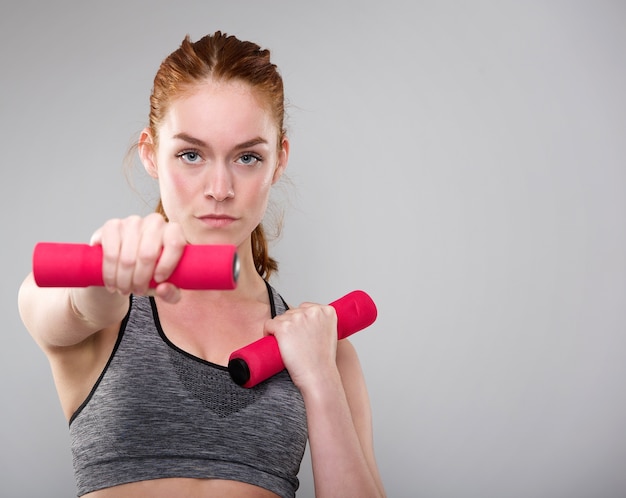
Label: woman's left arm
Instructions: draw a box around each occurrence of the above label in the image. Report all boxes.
[303,339,386,497]
[267,304,386,497]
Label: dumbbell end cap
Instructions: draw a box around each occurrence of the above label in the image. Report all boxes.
[228,358,250,386]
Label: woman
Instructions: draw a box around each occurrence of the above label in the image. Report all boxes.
[18,32,385,498]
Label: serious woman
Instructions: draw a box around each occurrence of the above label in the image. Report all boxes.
[18,31,385,498]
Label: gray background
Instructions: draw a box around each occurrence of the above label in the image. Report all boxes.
[2,1,625,497]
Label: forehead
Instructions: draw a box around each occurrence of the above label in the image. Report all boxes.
[161,80,278,143]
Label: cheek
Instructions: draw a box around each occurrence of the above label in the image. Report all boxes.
[159,164,197,195]
[251,173,274,203]
[157,168,201,217]
[258,174,273,192]
[166,172,192,193]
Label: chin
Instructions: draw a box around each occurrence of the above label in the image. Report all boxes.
[190,232,245,248]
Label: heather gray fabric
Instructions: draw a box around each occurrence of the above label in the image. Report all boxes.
[69,284,307,498]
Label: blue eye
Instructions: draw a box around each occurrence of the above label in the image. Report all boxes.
[237,153,262,166]
[177,150,202,164]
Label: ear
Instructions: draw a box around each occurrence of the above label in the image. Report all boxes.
[272,136,289,185]
[138,127,158,179]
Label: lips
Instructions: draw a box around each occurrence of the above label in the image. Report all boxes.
[198,214,237,228]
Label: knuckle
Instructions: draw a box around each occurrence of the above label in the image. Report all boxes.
[124,215,142,228]
[164,224,187,248]
[100,218,121,238]
[118,254,136,270]
[137,247,160,266]
[144,212,166,227]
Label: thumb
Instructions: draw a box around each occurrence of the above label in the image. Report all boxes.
[89,229,103,246]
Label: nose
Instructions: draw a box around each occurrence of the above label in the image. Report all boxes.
[203,164,234,202]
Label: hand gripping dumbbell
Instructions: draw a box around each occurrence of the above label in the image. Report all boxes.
[228,290,378,388]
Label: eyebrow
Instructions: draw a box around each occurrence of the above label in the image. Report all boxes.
[172,132,207,147]
[172,133,269,150]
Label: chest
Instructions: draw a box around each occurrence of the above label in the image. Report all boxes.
[155,298,270,366]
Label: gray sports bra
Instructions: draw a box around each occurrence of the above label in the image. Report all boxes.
[69,283,307,497]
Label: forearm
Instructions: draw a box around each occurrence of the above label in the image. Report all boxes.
[18,272,129,348]
[303,369,386,498]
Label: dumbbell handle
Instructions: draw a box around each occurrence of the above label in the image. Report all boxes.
[32,242,239,290]
[228,290,377,387]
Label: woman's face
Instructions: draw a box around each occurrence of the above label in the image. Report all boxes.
[141,80,288,248]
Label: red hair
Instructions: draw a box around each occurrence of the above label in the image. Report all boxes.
[148,32,285,279]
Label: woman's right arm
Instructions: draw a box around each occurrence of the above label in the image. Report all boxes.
[18,275,130,350]
[18,214,187,418]
[18,213,187,351]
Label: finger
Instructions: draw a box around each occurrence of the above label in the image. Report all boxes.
[132,215,168,293]
[97,219,123,291]
[262,317,278,337]
[89,228,103,246]
[153,221,187,284]
[115,215,143,294]
[153,282,182,303]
